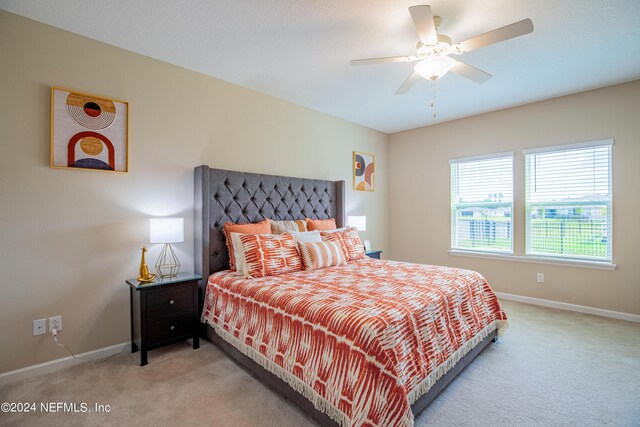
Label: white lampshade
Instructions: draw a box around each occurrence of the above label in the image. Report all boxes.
[347,216,367,231]
[150,218,184,243]
[414,56,455,80]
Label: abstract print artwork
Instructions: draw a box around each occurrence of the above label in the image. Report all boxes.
[353,151,374,192]
[51,87,128,172]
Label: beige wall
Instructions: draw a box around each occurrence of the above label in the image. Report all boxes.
[0,11,389,373]
[389,80,640,315]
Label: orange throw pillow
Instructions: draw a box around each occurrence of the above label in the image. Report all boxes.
[238,233,302,278]
[321,227,366,261]
[305,218,337,231]
[297,240,347,270]
[223,218,271,271]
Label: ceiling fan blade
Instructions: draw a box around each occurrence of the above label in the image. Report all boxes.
[450,61,492,83]
[395,71,421,95]
[457,18,533,52]
[409,5,438,46]
[350,56,410,66]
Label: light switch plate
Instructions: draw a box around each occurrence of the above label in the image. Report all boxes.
[33,319,46,336]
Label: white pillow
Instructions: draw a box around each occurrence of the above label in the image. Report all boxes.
[316,227,347,234]
[285,230,322,243]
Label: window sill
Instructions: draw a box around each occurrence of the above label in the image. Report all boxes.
[448,250,616,270]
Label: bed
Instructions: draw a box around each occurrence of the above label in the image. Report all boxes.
[194,165,507,427]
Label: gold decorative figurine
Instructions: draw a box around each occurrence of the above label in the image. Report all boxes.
[137,246,156,282]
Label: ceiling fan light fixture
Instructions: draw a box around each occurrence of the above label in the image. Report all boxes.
[350,6,533,95]
[414,56,455,80]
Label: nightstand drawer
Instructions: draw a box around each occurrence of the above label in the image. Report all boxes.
[146,286,194,318]
[146,312,194,345]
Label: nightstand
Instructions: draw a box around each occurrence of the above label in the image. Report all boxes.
[126,273,201,366]
[365,250,382,259]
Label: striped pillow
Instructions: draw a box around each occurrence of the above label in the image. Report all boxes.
[321,227,366,261]
[238,233,302,279]
[223,219,271,271]
[271,220,307,234]
[297,241,347,271]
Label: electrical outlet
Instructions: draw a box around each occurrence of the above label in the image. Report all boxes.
[536,273,545,283]
[49,315,62,333]
[33,319,46,336]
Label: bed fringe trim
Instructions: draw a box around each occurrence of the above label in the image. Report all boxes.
[208,322,351,427]
[208,318,507,427]
[406,319,509,405]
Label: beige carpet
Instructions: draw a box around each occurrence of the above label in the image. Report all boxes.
[1,300,639,427]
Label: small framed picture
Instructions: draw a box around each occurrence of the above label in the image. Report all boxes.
[364,240,372,251]
[353,151,374,192]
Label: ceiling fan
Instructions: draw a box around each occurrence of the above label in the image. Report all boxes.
[350,5,534,95]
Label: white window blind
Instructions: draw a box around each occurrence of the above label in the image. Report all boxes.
[525,140,612,262]
[450,152,513,254]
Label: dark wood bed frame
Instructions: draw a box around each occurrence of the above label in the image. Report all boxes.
[194,165,496,426]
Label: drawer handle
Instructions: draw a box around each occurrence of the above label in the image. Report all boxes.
[170,325,175,331]
[169,299,175,305]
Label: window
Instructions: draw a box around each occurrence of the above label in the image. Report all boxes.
[450,152,513,254]
[524,140,612,262]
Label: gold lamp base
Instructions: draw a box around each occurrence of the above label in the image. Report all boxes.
[155,243,181,278]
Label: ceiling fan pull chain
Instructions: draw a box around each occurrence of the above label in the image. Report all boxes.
[430,78,437,118]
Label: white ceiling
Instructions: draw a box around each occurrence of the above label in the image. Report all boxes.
[2,0,639,133]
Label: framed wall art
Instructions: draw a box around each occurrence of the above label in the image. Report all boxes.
[51,87,128,172]
[353,151,374,192]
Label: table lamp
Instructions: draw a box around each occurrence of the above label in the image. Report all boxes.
[347,215,366,231]
[150,217,184,278]
[347,215,371,251]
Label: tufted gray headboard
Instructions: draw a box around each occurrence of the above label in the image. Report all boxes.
[194,166,345,302]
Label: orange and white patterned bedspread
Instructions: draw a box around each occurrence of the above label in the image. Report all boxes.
[202,258,507,427]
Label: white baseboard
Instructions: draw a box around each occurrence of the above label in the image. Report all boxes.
[496,292,640,323]
[3,294,638,385]
[0,342,129,386]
